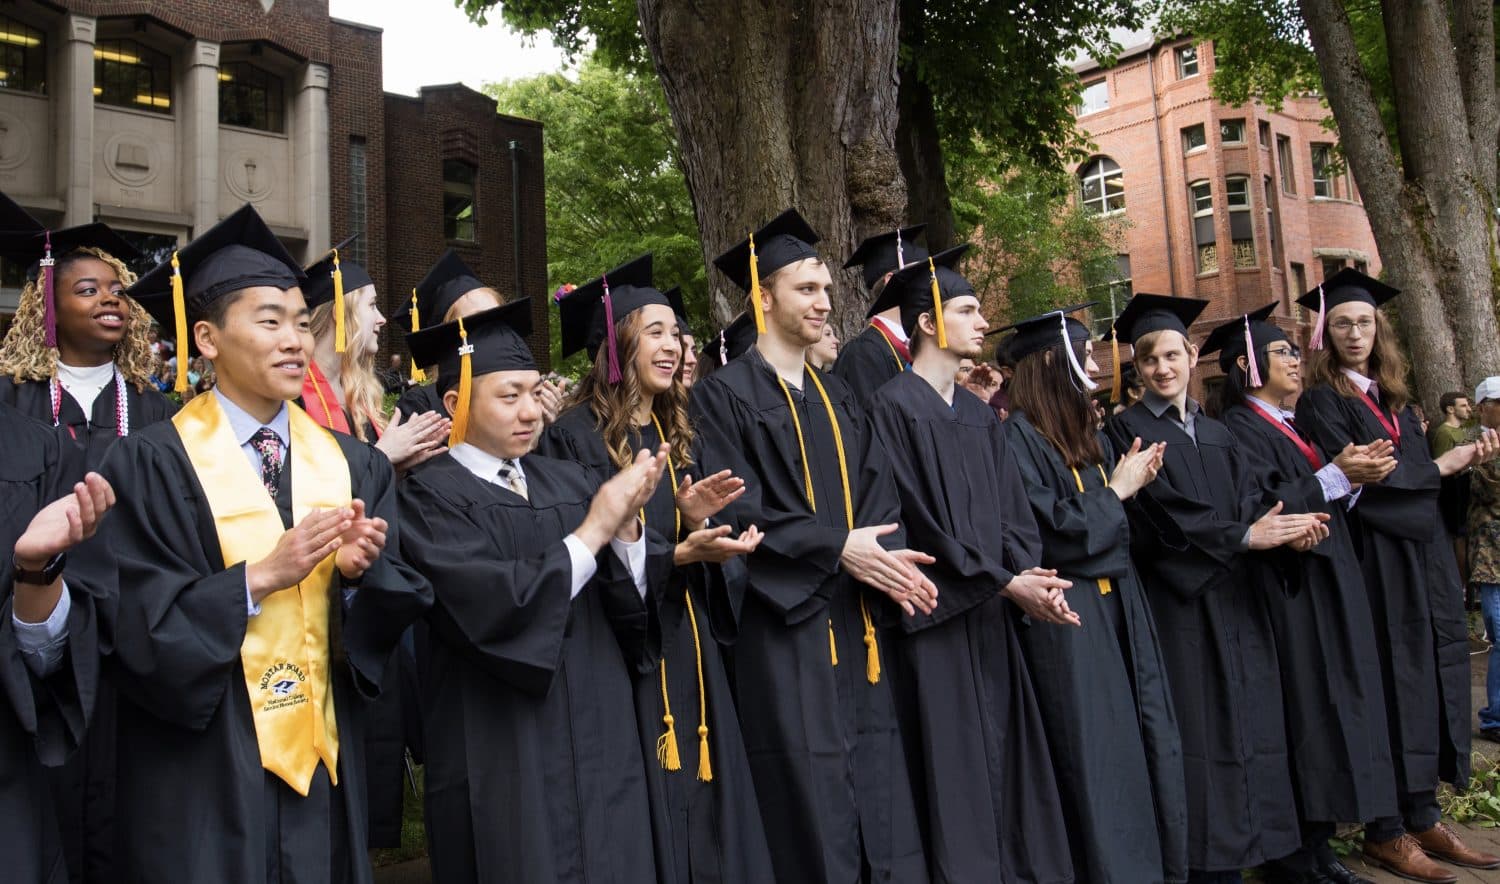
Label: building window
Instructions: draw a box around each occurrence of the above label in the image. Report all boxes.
[1176,45,1199,79]
[0,16,45,94]
[1276,135,1296,194]
[1354,260,1369,275]
[1091,255,1133,336]
[219,62,285,133]
[1321,258,1345,281]
[1220,118,1246,144]
[115,230,181,279]
[1182,124,1207,153]
[1077,156,1124,215]
[94,40,172,114]
[1226,176,1255,267]
[1078,79,1108,115]
[443,159,477,242]
[1258,120,1270,148]
[1290,262,1307,303]
[348,138,368,265]
[1190,180,1217,274]
[1311,143,1333,198]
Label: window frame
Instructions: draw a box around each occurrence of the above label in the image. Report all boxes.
[1220,118,1246,145]
[93,39,173,115]
[442,158,478,243]
[1077,156,1125,216]
[1190,180,1217,274]
[0,15,46,95]
[1276,134,1296,195]
[1175,45,1199,79]
[1077,79,1108,116]
[217,61,286,133]
[1182,123,1207,154]
[1310,142,1333,198]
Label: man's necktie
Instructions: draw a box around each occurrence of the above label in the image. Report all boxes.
[250,427,283,498]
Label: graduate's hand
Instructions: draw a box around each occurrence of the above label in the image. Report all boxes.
[1002,568,1080,626]
[1246,502,1330,550]
[577,445,671,551]
[673,524,763,565]
[247,507,352,603]
[841,525,936,613]
[376,408,450,472]
[675,469,746,525]
[536,379,564,427]
[15,472,115,569]
[1332,442,1396,486]
[334,499,388,581]
[1110,438,1165,500]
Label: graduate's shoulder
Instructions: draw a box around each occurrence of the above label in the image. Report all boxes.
[0,399,62,480]
[0,373,38,406]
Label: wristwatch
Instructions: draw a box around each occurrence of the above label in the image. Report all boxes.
[12,552,65,585]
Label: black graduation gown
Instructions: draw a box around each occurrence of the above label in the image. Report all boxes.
[392,383,446,420]
[1002,412,1189,884]
[1105,403,1299,873]
[0,374,174,884]
[99,418,432,884]
[0,404,113,884]
[1221,402,1397,824]
[831,324,905,408]
[689,351,927,884]
[539,405,774,884]
[398,452,660,884]
[1295,384,1471,793]
[865,374,1073,884]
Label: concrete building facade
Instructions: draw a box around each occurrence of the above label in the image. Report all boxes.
[0,0,548,364]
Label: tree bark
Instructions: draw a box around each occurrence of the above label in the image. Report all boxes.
[893,0,955,251]
[638,0,907,335]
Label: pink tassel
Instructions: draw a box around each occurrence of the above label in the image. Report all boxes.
[1308,284,1326,351]
[1244,316,1263,388]
[603,275,622,384]
[41,230,56,348]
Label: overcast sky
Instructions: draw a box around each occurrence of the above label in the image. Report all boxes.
[328,0,570,96]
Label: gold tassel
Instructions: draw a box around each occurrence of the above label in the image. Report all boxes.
[1109,321,1122,405]
[656,664,682,771]
[685,596,712,782]
[862,597,880,684]
[448,315,473,446]
[828,619,839,666]
[408,289,427,384]
[748,233,767,334]
[331,249,346,354]
[171,251,188,394]
[929,257,947,350]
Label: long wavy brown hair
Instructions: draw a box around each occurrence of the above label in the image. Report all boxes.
[572,307,694,471]
[0,247,156,390]
[309,292,388,442]
[1009,340,1105,469]
[1305,308,1410,412]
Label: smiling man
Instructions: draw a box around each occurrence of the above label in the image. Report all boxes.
[100,205,432,884]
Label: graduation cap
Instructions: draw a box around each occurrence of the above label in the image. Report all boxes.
[712,208,821,335]
[0,191,43,240]
[302,234,373,354]
[396,250,489,335]
[664,287,693,338]
[844,224,928,292]
[1198,302,1284,385]
[710,313,757,367]
[405,299,535,447]
[1295,267,1399,351]
[557,253,685,383]
[127,204,305,392]
[993,303,1098,392]
[866,244,972,349]
[1101,294,1208,403]
[0,220,141,351]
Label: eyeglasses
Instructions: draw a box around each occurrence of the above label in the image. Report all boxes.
[1329,318,1375,335]
[1264,345,1301,361]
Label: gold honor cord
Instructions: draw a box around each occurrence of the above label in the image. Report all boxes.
[776,367,882,684]
[1068,464,1114,595]
[646,414,713,781]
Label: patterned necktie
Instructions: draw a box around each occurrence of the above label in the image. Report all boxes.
[498,460,528,500]
[250,427,284,498]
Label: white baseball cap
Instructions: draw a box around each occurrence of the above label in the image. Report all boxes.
[1475,377,1500,404]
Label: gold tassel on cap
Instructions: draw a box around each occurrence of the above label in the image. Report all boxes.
[1109,321,1122,405]
[748,232,767,334]
[408,289,427,384]
[331,249,346,354]
[171,251,188,393]
[448,315,473,447]
[928,257,947,350]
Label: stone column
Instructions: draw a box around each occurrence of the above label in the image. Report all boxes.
[180,40,221,236]
[56,15,95,226]
[294,62,330,260]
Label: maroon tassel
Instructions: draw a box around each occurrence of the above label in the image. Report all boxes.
[603,275,622,384]
[1244,316,1263,388]
[40,230,56,349]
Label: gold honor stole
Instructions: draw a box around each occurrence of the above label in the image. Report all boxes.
[173,394,348,795]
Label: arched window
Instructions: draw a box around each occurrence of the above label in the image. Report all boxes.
[1078,157,1124,215]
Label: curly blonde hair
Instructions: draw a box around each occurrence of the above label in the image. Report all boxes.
[310,293,388,442]
[572,308,694,472]
[0,247,157,390]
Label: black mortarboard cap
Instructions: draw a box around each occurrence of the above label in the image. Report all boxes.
[1106,293,1210,347]
[0,212,141,351]
[993,302,1099,391]
[407,300,536,393]
[844,224,929,290]
[664,287,693,338]
[710,313,758,367]
[867,244,973,337]
[1294,267,1399,314]
[558,254,674,363]
[0,191,43,243]
[712,207,822,338]
[397,250,488,334]
[302,233,373,310]
[1198,302,1286,383]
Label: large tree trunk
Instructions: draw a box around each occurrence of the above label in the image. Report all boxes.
[638,0,907,335]
[1299,0,1499,410]
[894,0,955,251]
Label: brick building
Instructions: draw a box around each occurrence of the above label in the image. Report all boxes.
[0,0,548,364]
[1072,36,1378,384]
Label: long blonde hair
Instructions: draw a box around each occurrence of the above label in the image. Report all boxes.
[572,308,694,471]
[0,247,156,390]
[310,294,387,441]
[1305,309,1410,412]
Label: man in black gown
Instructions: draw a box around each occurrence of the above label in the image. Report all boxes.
[399,300,671,884]
[691,208,936,883]
[863,243,1077,883]
[103,204,432,883]
[832,225,927,406]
